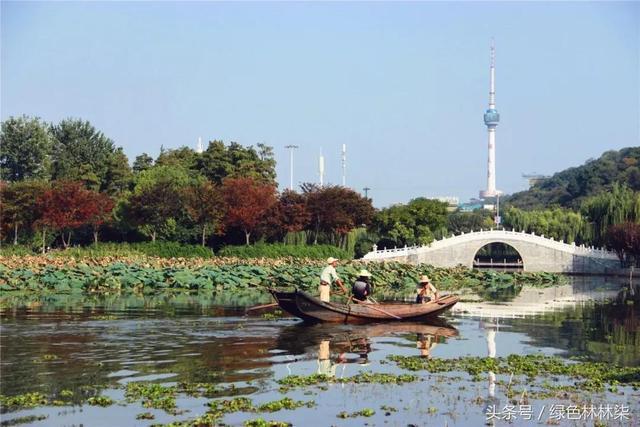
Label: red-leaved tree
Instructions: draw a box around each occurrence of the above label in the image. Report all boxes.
[605,222,640,268]
[86,191,115,244]
[222,177,276,245]
[279,189,310,233]
[37,181,98,248]
[303,185,374,244]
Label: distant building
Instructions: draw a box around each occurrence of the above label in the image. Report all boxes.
[458,198,485,212]
[430,196,460,212]
[522,173,549,188]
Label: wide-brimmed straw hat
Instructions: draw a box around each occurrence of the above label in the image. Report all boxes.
[327,257,339,264]
[419,275,431,283]
[357,269,372,277]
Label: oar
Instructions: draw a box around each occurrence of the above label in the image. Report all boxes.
[246,302,279,312]
[354,299,402,320]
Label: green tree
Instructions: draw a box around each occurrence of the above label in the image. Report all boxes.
[133,153,154,174]
[0,116,53,181]
[50,118,116,189]
[581,183,639,246]
[103,148,133,196]
[199,141,276,185]
[372,198,447,247]
[124,166,192,241]
[502,206,591,244]
[447,210,494,234]
[156,146,200,170]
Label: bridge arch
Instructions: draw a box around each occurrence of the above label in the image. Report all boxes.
[471,241,524,269]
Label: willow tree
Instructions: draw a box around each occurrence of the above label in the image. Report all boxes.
[581,183,640,246]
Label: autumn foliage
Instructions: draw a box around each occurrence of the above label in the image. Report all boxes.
[605,222,640,267]
[222,177,277,245]
[184,180,224,246]
[37,181,113,247]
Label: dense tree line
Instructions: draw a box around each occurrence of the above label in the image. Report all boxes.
[0,116,374,251]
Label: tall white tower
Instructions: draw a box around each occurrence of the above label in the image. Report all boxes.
[480,41,502,199]
[196,137,204,154]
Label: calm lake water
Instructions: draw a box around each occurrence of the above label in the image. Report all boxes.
[1,277,639,426]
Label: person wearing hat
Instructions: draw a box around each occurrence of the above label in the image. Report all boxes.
[352,269,373,302]
[319,257,346,302]
[416,275,439,303]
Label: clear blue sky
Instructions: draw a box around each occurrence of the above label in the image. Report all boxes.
[2,1,638,207]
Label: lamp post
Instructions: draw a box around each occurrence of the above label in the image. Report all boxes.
[363,187,371,199]
[285,145,299,190]
[495,194,501,229]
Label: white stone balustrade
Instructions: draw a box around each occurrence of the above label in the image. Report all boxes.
[362,229,619,273]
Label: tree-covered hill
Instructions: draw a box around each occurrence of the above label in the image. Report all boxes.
[506,147,640,210]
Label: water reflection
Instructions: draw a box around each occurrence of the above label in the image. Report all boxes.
[480,318,500,421]
[1,280,638,398]
[1,282,639,426]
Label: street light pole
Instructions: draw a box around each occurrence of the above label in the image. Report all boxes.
[285,145,299,191]
[363,187,371,199]
[495,194,501,229]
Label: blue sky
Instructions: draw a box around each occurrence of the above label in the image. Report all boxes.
[2,1,638,207]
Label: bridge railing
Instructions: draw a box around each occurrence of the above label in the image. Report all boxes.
[363,228,618,260]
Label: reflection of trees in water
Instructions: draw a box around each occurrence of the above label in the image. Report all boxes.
[1,316,276,397]
[0,292,269,317]
[502,287,640,366]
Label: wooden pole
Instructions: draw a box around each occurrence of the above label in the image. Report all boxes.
[353,300,401,320]
[246,302,279,312]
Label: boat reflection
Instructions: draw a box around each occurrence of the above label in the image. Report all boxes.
[276,320,458,376]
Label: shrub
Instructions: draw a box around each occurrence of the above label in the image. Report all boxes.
[0,245,35,256]
[49,242,214,259]
[217,243,350,260]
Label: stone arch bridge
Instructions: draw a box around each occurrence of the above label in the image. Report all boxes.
[362,229,620,274]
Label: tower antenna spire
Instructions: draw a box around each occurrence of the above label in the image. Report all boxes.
[489,38,496,109]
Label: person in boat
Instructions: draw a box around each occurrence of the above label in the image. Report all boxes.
[416,275,439,303]
[352,269,373,303]
[319,257,346,302]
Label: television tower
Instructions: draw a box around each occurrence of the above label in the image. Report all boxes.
[479,40,502,199]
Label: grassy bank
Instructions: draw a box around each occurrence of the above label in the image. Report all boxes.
[0,255,566,296]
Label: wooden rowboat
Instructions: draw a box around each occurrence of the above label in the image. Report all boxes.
[270,289,459,324]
